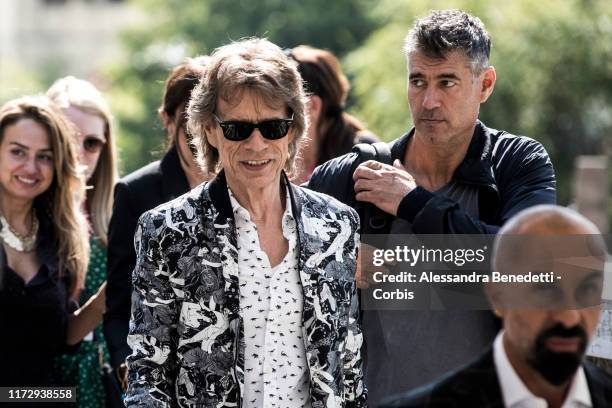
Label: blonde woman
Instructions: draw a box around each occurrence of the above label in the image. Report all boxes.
[47,77,118,406]
[0,96,105,387]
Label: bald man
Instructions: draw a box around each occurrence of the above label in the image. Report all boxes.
[382,205,612,408]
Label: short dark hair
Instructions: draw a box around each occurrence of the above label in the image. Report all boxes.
[404,9,491,75]
[158,56,210,147]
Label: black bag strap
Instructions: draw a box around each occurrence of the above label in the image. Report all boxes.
[350,142,394,234]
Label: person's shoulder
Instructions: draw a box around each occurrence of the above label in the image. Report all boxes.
[294,185,359,223]
[118,159,163,188]
[380,349,499,407]
[309,151,360,182]
[584,361,612,396]
[484,124,549,157]
[136,184,207,234]
[355,129,380,145]
[306,151,361,204]
[379,370,468,407]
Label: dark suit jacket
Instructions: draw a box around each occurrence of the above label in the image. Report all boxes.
[380,349,612,408]
[103,146,189,367]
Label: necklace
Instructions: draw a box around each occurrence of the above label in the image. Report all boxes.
[0,211,38,252]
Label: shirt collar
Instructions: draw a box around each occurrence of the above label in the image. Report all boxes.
[493,331,592,408]
[391,120,497,189]
[228,183,294,225]
[566,366,592,408]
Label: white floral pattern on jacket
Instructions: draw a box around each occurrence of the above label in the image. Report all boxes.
[125,172,367,407]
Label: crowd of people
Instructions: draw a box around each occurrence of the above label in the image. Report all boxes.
[0,8,610,408]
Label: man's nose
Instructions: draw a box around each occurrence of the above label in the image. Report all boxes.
[422,86,441,110]
[550,309,581,329]
[244,129,268,151]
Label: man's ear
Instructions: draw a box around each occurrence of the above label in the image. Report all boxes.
[204,121,219,149]
[287,126,297,144]
[308,95,323,128]
[485,281,505,318]
[160,111,175,134]
[479,66,496,103]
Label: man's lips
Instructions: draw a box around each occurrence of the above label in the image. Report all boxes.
[544,336,583,353]
[240,159,272,170]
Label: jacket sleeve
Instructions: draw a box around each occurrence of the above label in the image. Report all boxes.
[307,152,360,206]
[125,210,180,407]
[104,181,139,367]
[495,137,556,223]
[396,137,556,234]
[343,208,368,407]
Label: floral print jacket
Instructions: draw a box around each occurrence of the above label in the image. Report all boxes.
[125,172,367,407]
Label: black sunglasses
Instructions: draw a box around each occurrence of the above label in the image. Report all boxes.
[212,113,294,141]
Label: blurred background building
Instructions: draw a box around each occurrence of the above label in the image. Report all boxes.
[0,0,141,87]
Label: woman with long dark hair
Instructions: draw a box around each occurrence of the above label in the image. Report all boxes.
[288,45,378,184]
[0,96,105,387]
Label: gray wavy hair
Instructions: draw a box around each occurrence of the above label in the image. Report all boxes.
[187,38,308,174]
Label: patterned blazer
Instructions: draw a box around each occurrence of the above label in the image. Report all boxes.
[125,172,367,407]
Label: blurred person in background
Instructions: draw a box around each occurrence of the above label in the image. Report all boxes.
[0,96,105,387]
[286,45,378,184]
[47,76,118,407]
[126,38,366,407]
[104,56,213,387]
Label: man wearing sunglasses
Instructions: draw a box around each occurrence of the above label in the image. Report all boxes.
[307,9,556,405]
[211,112,295,141]
[125,38,366,407]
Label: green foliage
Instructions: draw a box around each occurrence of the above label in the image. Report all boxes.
[109,0,379,174]
[345,0,612,205]
[0,63,45,105]
[109,0,611,216]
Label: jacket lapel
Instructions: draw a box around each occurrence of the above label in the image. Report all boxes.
[584,362,612,408]
[205,171,240,314]
[202,172,243,399]
[291,182,352,407]
[447,349,505,407]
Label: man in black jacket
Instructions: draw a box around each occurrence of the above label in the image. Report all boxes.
[307,9,556,404]
[104,146,189,371]
[381,205,612,407]
[104,57,211,384]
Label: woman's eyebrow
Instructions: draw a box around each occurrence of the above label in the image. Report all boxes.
[9,141,52,152]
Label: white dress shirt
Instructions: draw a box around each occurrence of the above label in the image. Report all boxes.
[230,187,311,408]
[493,331,592,408]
